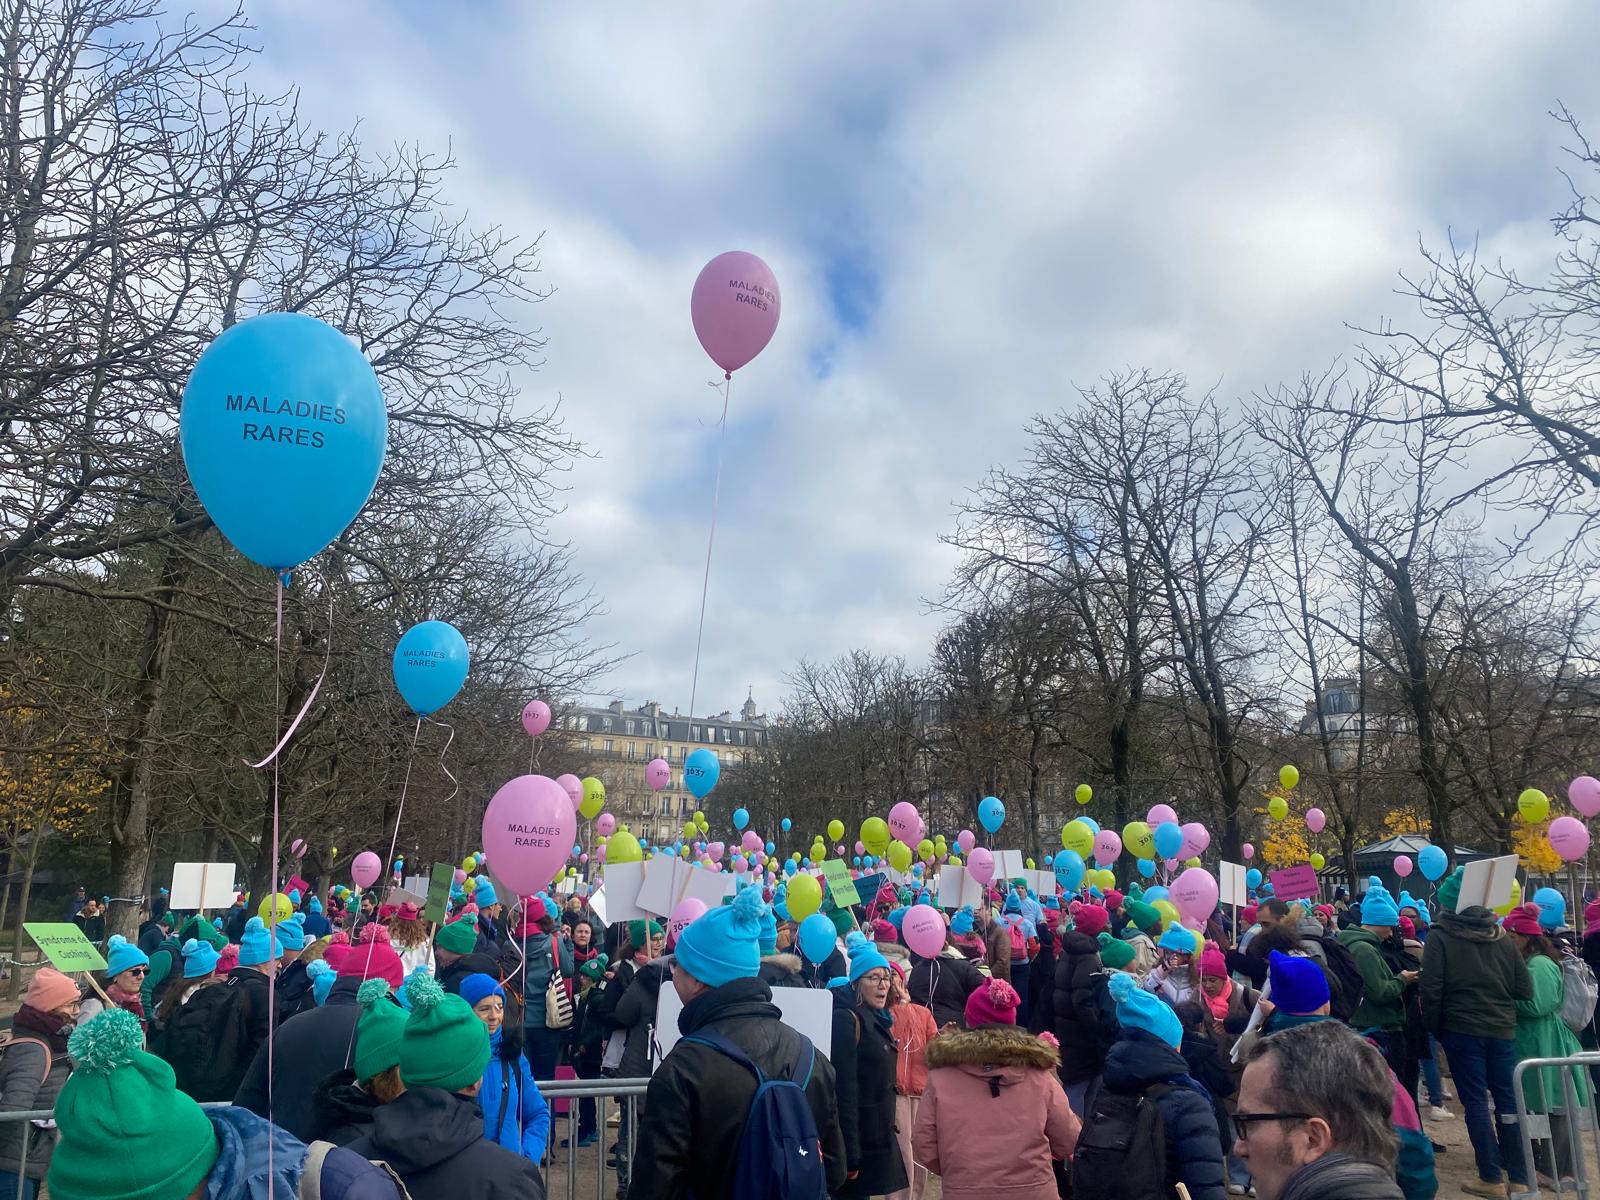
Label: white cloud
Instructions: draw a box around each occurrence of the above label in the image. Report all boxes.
[242,0,1600,714]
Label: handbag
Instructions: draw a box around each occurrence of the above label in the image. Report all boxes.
[545,947,574,1030]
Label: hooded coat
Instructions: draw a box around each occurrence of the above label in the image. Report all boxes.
[1338,926,1406,1032]
[629,976,847,1200]
[1051,929,1105,1084]
[345,1086,546,1200]
[907,949,986,1029]
[1100,1029,1227,1200]
[756,951,806,989]
[307,1068,385,1146]
[479,1031,551,1160]
[1419,906,1533,1039]
[830,986,908,1198]
[912,1025,1079,1200]
[611,959,669,1081]
[203,1104,404,1200]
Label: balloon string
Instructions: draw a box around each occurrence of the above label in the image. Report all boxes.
[268,572,283,1194]
[425,716,459,809]
[243,574,334,769]
[687,376,731,721]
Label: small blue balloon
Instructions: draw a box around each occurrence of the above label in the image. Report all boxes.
[1078,816,1099,835]
[1137,858,1157,878]
[802,857,811,868]
[392,620,470,715]
[733,807,749,831]
[798,913,837,964]
[781,818,792,832]
[978,795,1006,834]
[572,844,582,857]
[640,837,650,847]
[1246,868,1263,889]
[911,863,923,876]
[1144,885,1168,904]
[1054,849,1085,890]
[180,312,387,570]
[765,841,775,855]
[1417,843,1448,881]
[852,856,861,867]
[783,860,797,876]
[1153,821,1184,860]
[684,747,721,798]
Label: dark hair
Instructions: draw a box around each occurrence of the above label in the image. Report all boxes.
[1260,898,1293,921]
[1516,931,1561,962]
[1247,1020,1397,1169]
[1250,920,1303,959]
[1174,1001,1207,1032]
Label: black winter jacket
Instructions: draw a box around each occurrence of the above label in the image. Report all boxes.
[307,1068,384,1146]
[630,977,845,1200]
[1101,1029,1227,1200]
[907,951,985,1029]
[439,950,504,996]
[829,987,907,1198]
[211,967,273,1102]
[277,957,314,1020]
[347,1086,544,1200]
[1179,1032,1236,1159]
[611,959,669,1080]
[757,951,806,989]
[1027,929,1057,1036]
[1052,930,1105,1083]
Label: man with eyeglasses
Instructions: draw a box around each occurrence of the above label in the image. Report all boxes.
[1235,1016,1430,1200]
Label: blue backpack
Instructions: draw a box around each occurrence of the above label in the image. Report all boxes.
[682,1031,827,1200]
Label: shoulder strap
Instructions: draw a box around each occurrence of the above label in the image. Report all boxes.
[496,1058,513,1137]
[2,1037,53,1087]
[300,1141,335,1200]
[682,1031,765,1082]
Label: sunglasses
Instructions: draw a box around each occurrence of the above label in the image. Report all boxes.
[1232,1112,1312,1141]
[126,967,148,977]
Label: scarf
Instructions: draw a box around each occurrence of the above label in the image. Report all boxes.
[13,1003,73,1054]
[1278,1152,1403,1200]
[1204,975,1233,1021]
[108,982,145,1023]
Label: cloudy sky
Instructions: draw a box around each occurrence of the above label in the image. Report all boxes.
[244,1,1600,718]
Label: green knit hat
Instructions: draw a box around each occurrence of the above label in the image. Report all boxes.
[826,906,857,937]
[435,914,478,956]
[1125,899,1161,932]
[48,1010,219,1200]
[399,974,490,1092]
[354,979,408,1083]
[1098,932,1137,970]
[180,913,227,951]
[1436,866,1464,914]
[627,919,662,948]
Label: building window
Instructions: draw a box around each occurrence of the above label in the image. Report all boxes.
[603,739,614,753]
[627,742,636,758]
[721,727,732,744]
[690,725,699,741]
[680,797,691,815]
[738,729,747,746]
[663,745,673,761]
[583,739,592,752]
[601,716,613,732]
[644,744,654,759]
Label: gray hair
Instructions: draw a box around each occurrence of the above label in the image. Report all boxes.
[1247,1020,1398,1170]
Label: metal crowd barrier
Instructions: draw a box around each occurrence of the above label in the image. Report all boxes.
[1512,1052,1600,1199]
[0,1084,651,1200]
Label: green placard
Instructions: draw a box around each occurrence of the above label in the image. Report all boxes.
[819,859,860,907]
[24,923,107,973]
[423,861,455,925]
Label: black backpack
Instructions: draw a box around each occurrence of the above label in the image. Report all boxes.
[1070,1082,1172,1200]
[1314,934,1366,1023]
[156,979,256,1102]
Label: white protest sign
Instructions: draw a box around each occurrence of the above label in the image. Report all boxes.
[1218,861,1248,908]
[1028,870,1056,899]
[636,853,692,918]
[598,861,648,924]
[1456,854,1520,913]
[655,980,833,1064]
[993,850,1026,883]
[679,866,735,912]
[169,863,237,911]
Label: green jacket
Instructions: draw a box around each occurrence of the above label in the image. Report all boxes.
[1514,953,1589,1112]
[1419,907,1532,1040]
[1339,926,1406,1031]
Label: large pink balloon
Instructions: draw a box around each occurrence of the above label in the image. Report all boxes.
[1304,807,1326,835]
[743,830,763,853]
[1171,867,1220,921]
[521,699,551,737]
[956,829,976,855]
[595,812,617,836]
[481,774,576,896]
[690,251,781,376]
[646,758,670,791]
[1393,855,1413,878]
[1093,830,1123,866]
[888,802,921,846]
[1570,776,1600,819]
[708,841,725,862]
[1147,803,1178,827]
[556,773,583,811]
[351,851,382,889]
[668,898,707,943]
[1179,822,1210,859]
[967,846,995,886]
[1550,816,1592,862]
[901,904,947,959]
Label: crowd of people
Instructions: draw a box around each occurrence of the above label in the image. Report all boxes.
[15,863,1600,1200]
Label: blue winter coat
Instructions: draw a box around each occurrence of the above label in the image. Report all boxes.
[203,1105,402,1200]
[1101,1029,1228,1200]
[480,1032,551,1160]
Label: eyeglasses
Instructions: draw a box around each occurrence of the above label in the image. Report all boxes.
[859,971,893,985]
[127,967,148,977]
[1232,1112,1313,1141]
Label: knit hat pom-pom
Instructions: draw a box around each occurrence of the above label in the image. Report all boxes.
[68,1008,144,1074]
[844,929,871,956]
[1108,970,1139,1003]
[357,977,393,1009]
[307,960,333,981]
[106,934,130,952]
[359,923,391,945]
[405,971,445,1014]
[730,883,766,930]
[984,976,1020,1009]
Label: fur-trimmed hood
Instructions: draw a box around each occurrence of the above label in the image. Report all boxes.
[924,1023,1060,1073]
[878,942,911,967]
[760,952,803,973]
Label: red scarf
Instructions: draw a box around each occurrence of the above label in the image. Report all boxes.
[1203,976,1232,1021]
[108,982,146,1025]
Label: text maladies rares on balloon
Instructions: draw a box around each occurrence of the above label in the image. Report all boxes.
[505,822,562,849]
[730,277,776,311]
[226,393,348,448]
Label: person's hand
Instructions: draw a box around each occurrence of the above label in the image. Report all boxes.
[1401,969,1419,983]
[1255,997,1276,1020]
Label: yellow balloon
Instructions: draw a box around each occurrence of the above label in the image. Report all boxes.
[693,811,705,823]
[607,830,642,864]
[1268,796,1289,821]
[683,822,697,840]
[916,838,934,860]
[788,872,823,921]
[1123,821,1156,859]
[1310,852,1326,870]
[791,852,802,863]
[258,892,293,923]
[1061,819,1094,857]
[887,842,913,872]
[680,845,691,858]
[463,878,476,891]
[330,847,338,860]
[462,856,476,871]
[827,819,845,843]
[1184,856,1202,869]
[1279,764,1300,790]
[860,817,890,857]
[1517,788,1550,824]
[1075,783,1093,805]
[579,777,606,820]
[1493,877,1522,917]
[1152,899,1181,930]
[1094,868,1117,890]
[1025,858,1035,870]
[949,854,962,867]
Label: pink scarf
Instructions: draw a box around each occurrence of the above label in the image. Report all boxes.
[1203,976,1232,1021]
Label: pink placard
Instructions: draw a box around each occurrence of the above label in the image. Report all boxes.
[1269,863,1320,902]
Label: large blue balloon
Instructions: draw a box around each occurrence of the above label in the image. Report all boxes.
[978,796,1006,833]
[181,312,387,570]
[1417,844,1448,882]
[1054,849,1085,890]
[1153,821,1184,860]
[798,913,836,964]
[732,807,749,831]
[1246,868,1263,889]
[392,621,469,715]
[684,747,720,798]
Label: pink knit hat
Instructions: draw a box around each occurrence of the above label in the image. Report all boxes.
[214,943,239,976]
[1398,915,1417,939]
[869,919,898,944]
[1103,889,1125,911]
[964,976,1021,1027]
[1586,898,1600,929]
[24,966,81,1013]
[1198,941,1228,979]
[1073,904,1109,937]
[336,922,405,988]
[1502,903,1544,937]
